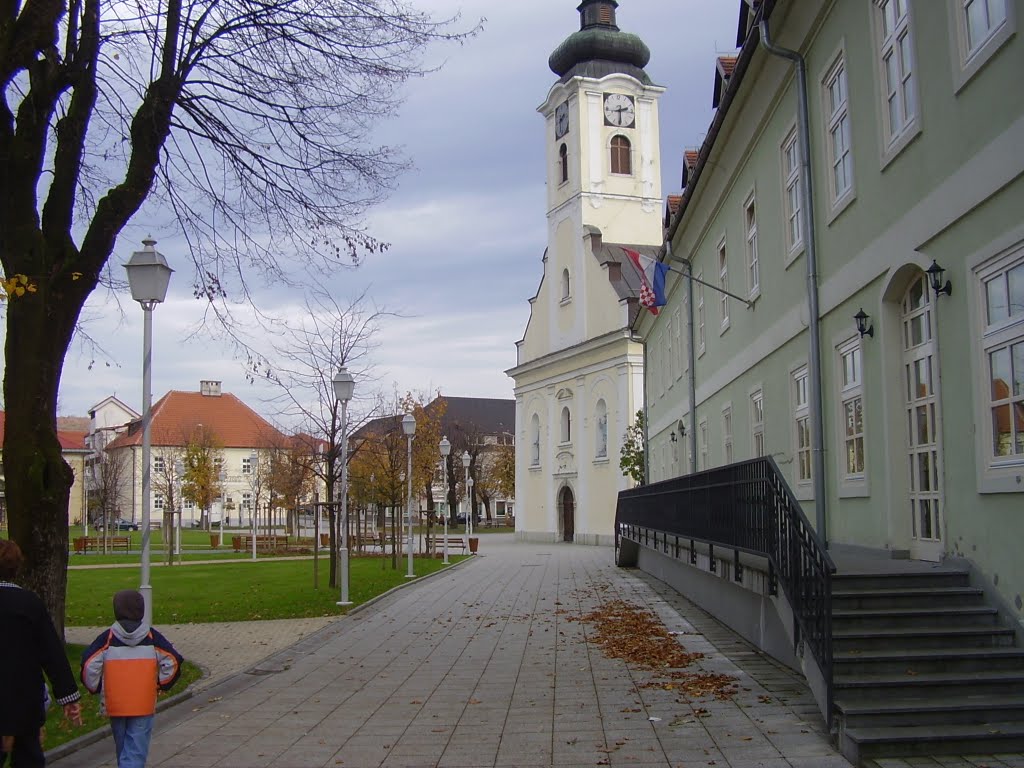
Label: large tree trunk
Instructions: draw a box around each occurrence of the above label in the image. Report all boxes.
[3,264,81,638]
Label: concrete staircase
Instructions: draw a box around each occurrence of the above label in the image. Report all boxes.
[831,568,1024,764]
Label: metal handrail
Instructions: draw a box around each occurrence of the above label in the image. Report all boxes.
[615,455,835,713]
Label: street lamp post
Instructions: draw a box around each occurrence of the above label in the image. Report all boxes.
[333,367,355,606]
[249,451,259,561]
[124,237,173,625]
[174,460,184,563]
[218,468,226,548]
[402,413,416,578]
[438,437,451,564]
[461,451,472,551]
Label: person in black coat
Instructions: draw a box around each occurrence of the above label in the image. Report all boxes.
[0,539,82,767]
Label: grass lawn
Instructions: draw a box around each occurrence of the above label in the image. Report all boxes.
[42,644,202,751]
[67,555,464,625]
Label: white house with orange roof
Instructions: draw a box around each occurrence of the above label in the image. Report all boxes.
[99,380,318,528]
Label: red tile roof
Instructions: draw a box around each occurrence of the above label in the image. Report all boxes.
[717,55,738,78]
[684,150,700,170]
[104,390,287,450]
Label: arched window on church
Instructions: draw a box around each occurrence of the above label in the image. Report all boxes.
[561,268,571,301]
[610,135,632,175]
[595,399,608,458]
[560,406,572,444]
[530,414,541,466]
[559,143,569,184]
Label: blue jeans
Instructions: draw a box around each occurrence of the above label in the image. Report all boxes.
[109,715,154,768]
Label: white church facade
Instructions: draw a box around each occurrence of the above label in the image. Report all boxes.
[507,0,664,545]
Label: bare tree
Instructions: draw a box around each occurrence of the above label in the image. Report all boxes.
[92,450,131,553]
[1,0,476,631]
[263,289,389,585]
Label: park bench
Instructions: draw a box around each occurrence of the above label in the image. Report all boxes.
[233,534,289,552]
[435,536,467,553]
[73,536,131,554]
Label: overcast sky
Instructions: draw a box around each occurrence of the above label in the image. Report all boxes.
[22,0,739,427]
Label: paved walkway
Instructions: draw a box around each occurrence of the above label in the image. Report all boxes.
[49,537,1024,768]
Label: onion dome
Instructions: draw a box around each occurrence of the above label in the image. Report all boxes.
[548,0,652,85]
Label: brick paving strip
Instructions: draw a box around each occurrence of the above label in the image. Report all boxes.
[50,537,1024,768]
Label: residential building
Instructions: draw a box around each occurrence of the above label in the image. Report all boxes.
[506,0,660,545]
[620,0,1024,758]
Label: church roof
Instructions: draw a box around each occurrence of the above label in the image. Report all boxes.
[548,0,653,85]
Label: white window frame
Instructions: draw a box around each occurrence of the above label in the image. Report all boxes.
[241,456,253,475]
[792,365,813,492]
[743,191,760,300]
[974,242,1024,483]
[949,0,1015,91]
[683,289,691,373]
[872,0,920,163]
[530,414,541,467]
[560,268,571,303]
[750,388,765,458]
[837,336,867,487]
[699,417,709,471]
[242,492,252,511]
[673,308,683,381]
[722,405,734,465]
[153,456,165,474]
[718,235,730,333]
[780,124,804,265]
[560,406,572,445]
[821,48,855,220]
[154,494,165,511]
[697,271,706,357]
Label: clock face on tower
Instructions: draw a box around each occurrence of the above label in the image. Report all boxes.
[603,93,635,128]
[555,100,569,139]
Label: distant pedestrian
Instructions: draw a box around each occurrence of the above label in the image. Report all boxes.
[80,590,182,768]
[0,538,83,767]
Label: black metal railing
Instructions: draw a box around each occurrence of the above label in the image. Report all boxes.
[615,456,834,711]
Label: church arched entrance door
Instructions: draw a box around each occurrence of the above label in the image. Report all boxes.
[559,486,575,542]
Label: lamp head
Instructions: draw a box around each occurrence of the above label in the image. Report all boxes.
[462,450,471,469]
[926,260,953,297]
[332,367,355,403]
[439,435,451,457]
[854,307,874,338]
[401,413,416,437]
[123,237,173,305]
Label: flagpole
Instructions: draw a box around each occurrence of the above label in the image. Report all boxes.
[664,263,754,309]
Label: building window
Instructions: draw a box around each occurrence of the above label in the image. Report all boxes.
[824,54,854,207]
[183,499,195,511]
[793,366,812,484]
[673,308,683,381]
[560,407,572,444]
[979,250,1024,465]
[964,0,1009,54]
[781,127,804,256]
[699,418,709,471]
[744,193,759,297]
[154,494,165,511]
[595,399,608,459]
[610,135,632,175]
[561,268,571,301]
[530,414,541,466]
[875,0,917,147]
[697,272,706,356]
[751,389,765,458]
[722,407,733,464]
[559,143,569,184]
[241,456,252,475]
[153,456,165,474]
[838,338,865,478]
[718,237,730,331]
[242,492,252,511]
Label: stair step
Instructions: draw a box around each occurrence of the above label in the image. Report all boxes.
[833,624,1016,651]
[832,605,999,629]
[835,693,1024,728]
[832,586,984,610]
[832,571,971,591]
[834,669,1024,699]
[834,646,1024,674]
[841,721,1024,760]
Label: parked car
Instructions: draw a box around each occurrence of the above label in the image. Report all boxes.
[95,518,139,531]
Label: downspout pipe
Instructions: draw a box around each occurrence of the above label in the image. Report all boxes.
[760,17,828,546]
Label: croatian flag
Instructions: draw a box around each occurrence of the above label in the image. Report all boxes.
[624,248,668,315]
